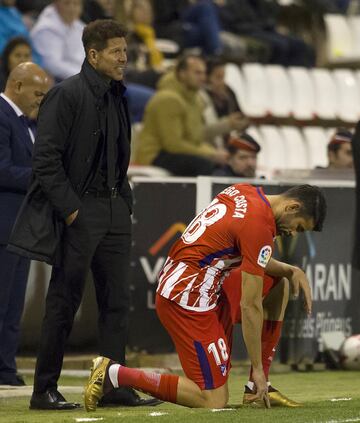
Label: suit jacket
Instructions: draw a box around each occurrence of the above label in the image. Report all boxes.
[0,96,32,244]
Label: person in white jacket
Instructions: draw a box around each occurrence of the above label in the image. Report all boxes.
[30,0,85,81]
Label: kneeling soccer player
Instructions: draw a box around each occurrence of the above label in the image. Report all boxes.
[84,183,326,411]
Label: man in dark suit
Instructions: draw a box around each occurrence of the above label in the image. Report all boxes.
[8,20,159,409]
[0,62,50,385]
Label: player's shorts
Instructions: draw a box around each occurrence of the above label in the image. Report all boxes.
[221,268,281,324]
[156,293,233,390]
[155,271,280,391]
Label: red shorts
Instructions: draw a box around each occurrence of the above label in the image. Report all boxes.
[156,293,233,390]
[221,268,280,324]
[156,270,280,390]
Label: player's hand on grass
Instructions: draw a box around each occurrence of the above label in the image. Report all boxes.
[289,267,312,316]
[252,367,271,408]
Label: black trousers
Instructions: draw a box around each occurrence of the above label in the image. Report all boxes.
[33,194,132,393]
[0,246,30,380]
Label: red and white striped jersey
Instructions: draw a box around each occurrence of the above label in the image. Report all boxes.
[157,184,276,312]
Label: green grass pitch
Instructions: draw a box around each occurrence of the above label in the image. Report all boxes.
[0,369,359,423]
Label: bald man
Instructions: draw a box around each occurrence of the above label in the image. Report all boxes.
[0,62,50,386]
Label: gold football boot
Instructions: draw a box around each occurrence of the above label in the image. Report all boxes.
[243,385,302,408]
[84,356,112,412]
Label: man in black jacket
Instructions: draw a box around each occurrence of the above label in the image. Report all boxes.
[8,19,158,410]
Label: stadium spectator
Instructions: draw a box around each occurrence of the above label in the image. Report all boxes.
[326,128,353,170]
[0,62,50,386]
[30,0,85,81]
[214,0,315,67]
[213,132,261,177]
[135,54,248,176]
[84,184,327,411]
[82,0,115,23]
[125,0,165,89]
[0,0,42,62]
[0,37,32,91]
[8,20,158,410]
[152,0,223,55]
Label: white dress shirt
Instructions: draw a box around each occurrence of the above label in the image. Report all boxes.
[0,93,35,143]
[30,4,85,80]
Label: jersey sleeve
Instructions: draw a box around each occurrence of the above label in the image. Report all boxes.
[233,214,274,277]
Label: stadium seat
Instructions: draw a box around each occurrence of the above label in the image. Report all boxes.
[324,14,355,63]
[347,16,360,58]
[258,125,287,172]
[311,69,337,120]
[287,67,316,121]
[240,63,269,117]
[279,126,309,169]
[302,127,329,169]
[245,126,266,171]
[264,65,292,118]
[332,69,360,122]
[224,62,246,111]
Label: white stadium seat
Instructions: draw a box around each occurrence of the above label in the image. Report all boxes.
[279,126,309,169]
[224,63,246,111]
[287,67,315,120]
[311,68,337,120]
[302,127,329,169]
[347,16,360,58]
[264,65,292,118]
[258,125,287,172]
[332,69,360,122]
[324,14,355,63]
[245,126,266,171]
[240,63,269,117]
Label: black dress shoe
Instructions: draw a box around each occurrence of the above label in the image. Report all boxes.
[98,386,162,407]
[30,389,81,410]
[0,373,26,386]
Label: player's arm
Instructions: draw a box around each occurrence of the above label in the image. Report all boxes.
[265,258,312,315]
[241,271,269,407]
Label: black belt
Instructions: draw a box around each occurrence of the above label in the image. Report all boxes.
[84,188,119,198]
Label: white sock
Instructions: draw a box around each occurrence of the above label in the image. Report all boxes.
[109,364,121,388]
[267,381,271,387]
[246,381,254,391]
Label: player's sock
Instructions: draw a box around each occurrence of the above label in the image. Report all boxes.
[249,319,283,383]
[108,364,179,403]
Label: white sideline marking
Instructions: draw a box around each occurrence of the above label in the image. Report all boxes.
[211,408,236,412]
[330,398,352,402]
[323,418,360,423]
[149,412,169,416]
[75,418,104,422]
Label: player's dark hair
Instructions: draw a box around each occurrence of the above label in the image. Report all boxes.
[282,185,327,231]
[82,19,127,54]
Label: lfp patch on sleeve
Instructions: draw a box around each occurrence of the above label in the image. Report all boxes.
[257,245,272,268]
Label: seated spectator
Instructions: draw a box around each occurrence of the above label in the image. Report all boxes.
[135,54,248,176]
[213,132,260,177]
[0,37,32,91]
[326,128,353,170]
[214,0,315,67]
[82,0,115,23]
[201,57,247,148]
[30,0,85,81]
[152,0,223,56]
[125,0,165,89]
[0,0,41,62]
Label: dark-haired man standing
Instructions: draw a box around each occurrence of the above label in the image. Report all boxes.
[8,19,157,410]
